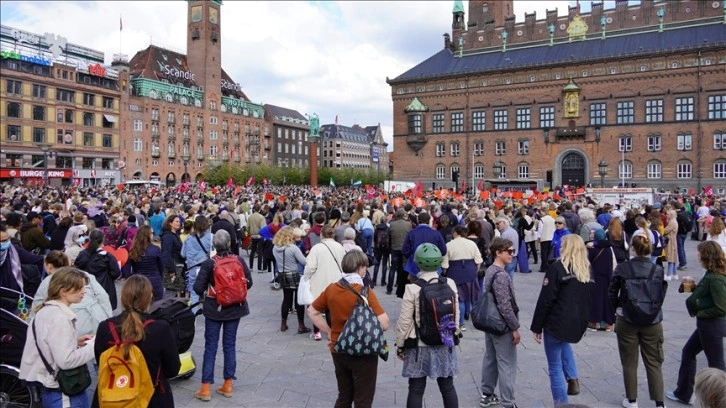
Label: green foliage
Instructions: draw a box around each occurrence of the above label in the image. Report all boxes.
[201,162,390,187]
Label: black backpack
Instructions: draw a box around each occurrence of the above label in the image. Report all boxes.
[650,229,665,257]
[374,226,390,251]
[621,262,666,325]
[414,277,458,346]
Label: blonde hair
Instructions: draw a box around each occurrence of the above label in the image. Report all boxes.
[272,226,296,246]
[559,235,591,283]
[694,368,726,408]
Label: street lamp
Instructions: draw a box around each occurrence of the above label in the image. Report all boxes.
[492,161,503,179]
[181,152,190,183]
[598,160,609,187]
[36,143,52,187]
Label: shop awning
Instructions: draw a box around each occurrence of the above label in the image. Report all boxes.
[103,114,117,123]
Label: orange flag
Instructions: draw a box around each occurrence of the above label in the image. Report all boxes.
[480,191,490,199]
[513,191,523,200]
[391,197,403,207]
[553,193,562,201]
[264,192,274,201]
[576,188,585,195]
[414,197,425,208]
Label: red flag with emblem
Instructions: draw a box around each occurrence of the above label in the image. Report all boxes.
[413,181,424,197]
[704,185,713,197]
[227,177,234,188]
[245,176,254,187]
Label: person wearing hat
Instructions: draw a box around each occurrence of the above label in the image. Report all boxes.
[19,211,51,255]
[396,243,460,408]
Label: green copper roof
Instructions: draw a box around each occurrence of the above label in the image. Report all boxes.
[452,0,465,14]
[405,97,428,113]
[563,78,580,91]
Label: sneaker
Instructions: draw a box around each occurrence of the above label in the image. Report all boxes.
[310,332,322,341]
[678,265,687,271]
[672,274,679,281]
[479,393,501,407]
[588,322,598,332]
[665,391,691,405]
[271,282,280,290]
[460,324,467,332]
[622,398,638,408]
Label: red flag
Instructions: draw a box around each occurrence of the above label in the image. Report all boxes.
[413,181,424,197]
[477,179,484,191]
[704,185,713,197]
[390,185,396,191]
[262,178,268,186]
[461,181,467,193]
[245,176,254,187]
[227,176,234,188]
[264,192,274,201]
[198,178,206,191]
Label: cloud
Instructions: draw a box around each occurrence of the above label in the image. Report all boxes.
[1,1,585,150]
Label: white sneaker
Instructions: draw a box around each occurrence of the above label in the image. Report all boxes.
[622,398,638,408]
[672,274,679,281]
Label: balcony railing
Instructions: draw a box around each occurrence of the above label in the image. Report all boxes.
[168,151,176,159]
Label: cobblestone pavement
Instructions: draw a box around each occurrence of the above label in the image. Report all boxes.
[170,238,710,408]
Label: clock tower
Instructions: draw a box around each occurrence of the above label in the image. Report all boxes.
[186,0,222,101]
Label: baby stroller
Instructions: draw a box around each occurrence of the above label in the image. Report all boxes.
[0,287,41,407]
[148,297,199,380]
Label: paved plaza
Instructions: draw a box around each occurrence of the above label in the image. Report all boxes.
[170,238,711,408]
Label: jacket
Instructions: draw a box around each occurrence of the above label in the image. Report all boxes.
[193,251,253,321]
[181,231,212,270]
[211,219,238,248]
[685,270,726,319]
[531,260,595,343]
[160,230,183,274]
[273,244,306,273]
[246,212,266,237]
[49,226,69,251]
[484,264,520,331]
[19,301,96,389]
[93,315,181,408]
[395,270,460,347]
[389,219,412,251]
[608,256,666,325]
[19,222,50,253]
[31,272,112,336]
[75,248,122,310]
[539,214,556,242]
[303,239,346,299]
[441,237,482,285]
[402,224,447,276]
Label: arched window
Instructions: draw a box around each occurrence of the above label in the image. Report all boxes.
[435,164,445,179]
[517,162,529,179]
[474,163,484,179]
[676,160,692,179]
[618,160,633,179]
[713,160,726,178]
[165,93,173,102]
[647,160,661,179]
[149,89,157,99]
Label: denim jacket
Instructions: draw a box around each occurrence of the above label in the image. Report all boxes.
[181,230,212,270]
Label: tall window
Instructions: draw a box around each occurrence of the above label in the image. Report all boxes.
[474,163,484,179]
[432,113,445,133]
[518,163,529,179]
[517,140,529,155]
[450,142,460,157]
[677,161,692,178]
[472,111,485,131]
[6,125,21,142]
[210,130,218,140]
[450,112,464,132]
[436,164,445,179]
[435,142,445,157]
[708,95,726,119]
[473,141,484,156]
[494,109,508,130]
[714,161,726,178]
[83,132,94,147]
[102,97,114,109]
[616,101,634,124]
[497,165,507,179]
[134,120,143,131]
[645,99,663,122]
[516,108,531,129]
[647,135,661,152]
[83,93,95,106]
[56,88,75,103]
[83,113,94,126]
[590,103,607,125]
[675,97,694,121]
[495,140,506,155]
[6,80,21,94]
[32,127,46,144]
[677,133,692,151]
[408,114,422,134]
[151,109,160,121]
[102,134,112,148]
[32,105,45,121]
[210,145,218,156]
[7,102,20,118]
[619,161,633,179]
[33,84,46,99]
[714,133,725,150]
[539,106,555,128]
[647,161,661,179]
[619,136,632,152]
[133,138,143,151]
[168,111,175,123]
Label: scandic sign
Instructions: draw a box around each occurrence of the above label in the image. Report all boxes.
[0,169,72,178]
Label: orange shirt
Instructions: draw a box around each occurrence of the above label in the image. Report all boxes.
[311,282,385,352]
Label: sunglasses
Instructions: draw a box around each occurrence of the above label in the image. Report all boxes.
[503,249,515,255]
[555,222,564,225]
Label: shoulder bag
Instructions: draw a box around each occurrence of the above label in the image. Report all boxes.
[31,318,91,396]
[279,248,300,289]
[470,269,509,335]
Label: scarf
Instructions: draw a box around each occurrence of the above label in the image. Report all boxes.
[341,272,364,286]
[1,245,23,291]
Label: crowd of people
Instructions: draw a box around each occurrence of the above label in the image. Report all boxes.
[0,182,724,408]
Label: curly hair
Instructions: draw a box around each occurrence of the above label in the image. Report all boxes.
[698,241,726,275]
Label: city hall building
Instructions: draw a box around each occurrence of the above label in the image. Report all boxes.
[118,0,268,185]
[388,0,726,194]
[0,25,124,186]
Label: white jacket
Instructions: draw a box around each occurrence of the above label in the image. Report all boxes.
[539,214,556,242]
[303,239,346,299]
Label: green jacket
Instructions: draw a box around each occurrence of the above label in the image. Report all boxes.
[685,270,726,319]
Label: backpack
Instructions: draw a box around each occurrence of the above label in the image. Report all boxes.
[621,262,666,325]
[208,255,248,307]
[97,320,157,408]
[148,298,196,353]
[414,277,458,347]
[332,279,388,360]
[651,229,665,257]
[374,226,390,251]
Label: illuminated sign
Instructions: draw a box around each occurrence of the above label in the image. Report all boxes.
[88,63,106,77]
[0,50,52,66]
[157,61,195,81]
[221,79,242,92]
[1,169,71,178]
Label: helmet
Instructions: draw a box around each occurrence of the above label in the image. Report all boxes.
[414,243,442,272]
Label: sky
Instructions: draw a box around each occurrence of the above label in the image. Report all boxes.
[0,0,623,151]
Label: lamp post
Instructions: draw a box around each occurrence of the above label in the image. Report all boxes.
[598,160,609,187]
[181,152,190,183]
[36,143,52,187]
[281,159,288,185]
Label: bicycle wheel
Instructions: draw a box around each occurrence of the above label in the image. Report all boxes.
[0,364,35,408]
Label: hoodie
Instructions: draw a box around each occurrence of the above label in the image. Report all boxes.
[19,222,50,253]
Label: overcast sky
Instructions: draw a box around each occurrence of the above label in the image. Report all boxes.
[1,1,624,150]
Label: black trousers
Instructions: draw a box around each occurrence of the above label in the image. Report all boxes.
[407,376,458,408]
[249,237,262,270]
[281,288,304,323]
[539,241,551,272]
[331,353,378,408]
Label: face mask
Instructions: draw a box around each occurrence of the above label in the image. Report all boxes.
[0,241,10,251]
[76,237,87,246]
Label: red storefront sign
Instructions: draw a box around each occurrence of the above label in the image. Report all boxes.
[0,169,72,178]
[89,63,106,77]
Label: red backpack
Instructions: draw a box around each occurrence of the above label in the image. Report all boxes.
[208,255,248,307]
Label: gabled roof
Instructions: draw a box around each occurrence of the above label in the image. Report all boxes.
[390,21,726,84]
[263,104,307,121]
[128,45,249,100]
[320,124,370,144]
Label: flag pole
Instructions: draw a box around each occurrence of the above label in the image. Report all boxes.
[119,14,122,55]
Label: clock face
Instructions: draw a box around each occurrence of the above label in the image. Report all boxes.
[191,6,202,23]
[209,7,218,24]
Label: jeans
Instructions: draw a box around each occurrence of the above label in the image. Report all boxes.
[372,249,389,286]
[407,376,458,408]
[361,228,374,256]
[504,258,517,281]
[458,297,471,326]
[281,288,305,324]
[202,317,240,384]
[186,266,201,314]
[543,330,578,406]
[389,250,404,294]
[676,234,687,267]
[249,237,262,270]
[331,353,378,408]
[615,317,665,402]
[673,318,726,401]
[39,386,89,408]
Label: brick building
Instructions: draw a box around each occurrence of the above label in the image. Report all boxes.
[0,24,124,186]
[118,0,267,185]
[388,0,726,194]
[263,104,312,168]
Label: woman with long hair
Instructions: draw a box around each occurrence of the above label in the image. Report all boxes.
[664,209,680,280]
[531,234,594,406]
[442,225,482,332]
[273,226,310,333]
[607,217,629,264]
[74,229,121,310]
[181,216,212,312]
[666,241,726,405]
[93,275,181,407]
[586,229,616,331]
[160,214,185,296]
[128,225,165,301]
[705,216,726,249]
[609,232,667,408]
[19,268,96,407]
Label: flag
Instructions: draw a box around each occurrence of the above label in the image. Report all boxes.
[704,185,713,197]
[461,181,467,194]
[352,179,362,186]
[120,15,123,31]
[329,177,335,187]
[413,181,424,197]
[262,178,268,186]
[198,178,206,191]
[227,176,234,188]
[245,176,254,187]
